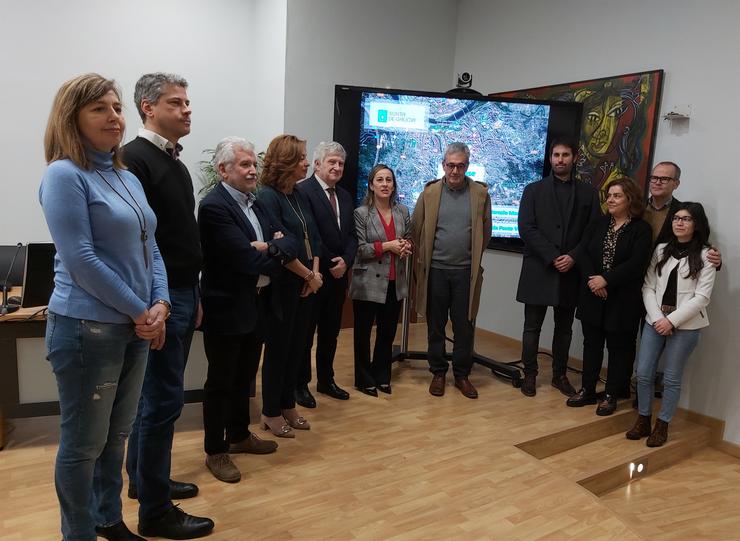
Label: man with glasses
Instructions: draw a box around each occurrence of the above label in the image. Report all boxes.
[516,136,601,398]
[412,142,491,399]
[646,162,721,268]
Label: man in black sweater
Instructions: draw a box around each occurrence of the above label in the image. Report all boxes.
[122,73,214,540]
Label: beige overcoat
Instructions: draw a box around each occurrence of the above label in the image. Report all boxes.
[411,177,492,321]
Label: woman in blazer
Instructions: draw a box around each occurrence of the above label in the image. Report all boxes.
[349,165,412,396]
[567,178,653,416]
[626,202,716,447]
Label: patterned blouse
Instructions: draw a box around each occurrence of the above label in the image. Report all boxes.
[602,216,631,272]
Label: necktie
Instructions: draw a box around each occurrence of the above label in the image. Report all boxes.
[327,187,338,218]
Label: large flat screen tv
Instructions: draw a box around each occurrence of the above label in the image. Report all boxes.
[333,85,583,252]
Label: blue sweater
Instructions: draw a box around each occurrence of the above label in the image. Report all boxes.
[39,149,169,323]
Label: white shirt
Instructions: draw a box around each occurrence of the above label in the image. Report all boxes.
[221,182,270,287]
[138,128,180,157]
[315,174,340,229]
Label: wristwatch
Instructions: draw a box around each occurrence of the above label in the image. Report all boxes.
[153,299,172,319]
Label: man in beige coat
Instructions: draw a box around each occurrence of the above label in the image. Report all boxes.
[411,142,492,398]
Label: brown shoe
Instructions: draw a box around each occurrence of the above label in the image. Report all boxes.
[454,377,478,399]
[646,418,669,447]
[551,374,576,397]
[521,373,536,397]
[205,453,241,483]
[429,373,446,396]
[625,414,652,440]
[229,432,278,454]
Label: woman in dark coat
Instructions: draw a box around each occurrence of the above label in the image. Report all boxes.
[567,177,653,415]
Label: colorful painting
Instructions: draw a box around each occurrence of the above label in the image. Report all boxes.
[491,70,663,199]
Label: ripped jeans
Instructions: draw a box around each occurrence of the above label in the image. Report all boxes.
[46,312,149,541]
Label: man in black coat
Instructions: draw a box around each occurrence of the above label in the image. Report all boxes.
[198,137,297,483]
[294,142,358,405]
[516,136,601,397]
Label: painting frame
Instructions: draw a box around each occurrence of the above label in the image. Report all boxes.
[490,69,664,197]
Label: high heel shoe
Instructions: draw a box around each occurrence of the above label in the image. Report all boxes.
[282,408,310,430]
[260,414,294,438]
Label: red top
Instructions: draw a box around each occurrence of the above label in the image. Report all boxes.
[373,209,396,281]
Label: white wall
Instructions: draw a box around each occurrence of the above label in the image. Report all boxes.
[455,0,740,443]
[0,0,286,245]
[284,0,459,156]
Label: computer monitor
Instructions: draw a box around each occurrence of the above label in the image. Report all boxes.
[0,244,27,287]
[21,243,56,308]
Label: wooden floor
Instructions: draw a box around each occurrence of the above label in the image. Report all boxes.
[2,324,740,540]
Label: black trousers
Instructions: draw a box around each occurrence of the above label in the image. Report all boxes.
[426,267,473,378]
[521,303,575,377]
[580,320,637,396]
[202,330,261,455]
[262,279,316,417]
[299,274,347,387]
[353,285,402,388]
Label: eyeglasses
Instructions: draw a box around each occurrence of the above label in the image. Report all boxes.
[649,175,676,185]
[672,215,693,223]
[444,162,468,171]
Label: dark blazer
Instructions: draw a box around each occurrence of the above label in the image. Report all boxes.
[576,215,653,332]
[654,197,682,245]
[198,182,297,334]
[516,174,601,307]
[296,175,358,275]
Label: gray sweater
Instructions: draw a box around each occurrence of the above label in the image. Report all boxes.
[431,179,472,269]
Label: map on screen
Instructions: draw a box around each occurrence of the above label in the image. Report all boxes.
[357,92,550,238]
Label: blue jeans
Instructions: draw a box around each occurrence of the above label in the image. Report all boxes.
[636,322,701,422]
[126,286,198,520]
[46,312,149,541]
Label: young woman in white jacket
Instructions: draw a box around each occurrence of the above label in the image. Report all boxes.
[626,202,716,446]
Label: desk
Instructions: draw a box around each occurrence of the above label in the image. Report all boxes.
[0,288,47,449]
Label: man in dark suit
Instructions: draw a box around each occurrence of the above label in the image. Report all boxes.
[198,137,296,483]
[516,136,601,398]
[294,142,358,405]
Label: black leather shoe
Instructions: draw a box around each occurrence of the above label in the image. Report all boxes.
[521,374,536,397]
[551,374,577,397]
[377,384,392,395]
[356,386,378,397]
[566,388,598,407]
[596,394,618,416]
[138,505,214,540]
[295,386,317,408]
[317,380,350,400]
[95,521,145,540]
[128,479,198,500]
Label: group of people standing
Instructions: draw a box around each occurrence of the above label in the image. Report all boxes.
[516,136,720,448]
[38,70,719,541]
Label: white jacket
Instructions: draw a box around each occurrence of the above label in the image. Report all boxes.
[643,244,716,330]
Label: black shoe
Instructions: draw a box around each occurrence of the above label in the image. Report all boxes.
[566,388,598,407]
[521,373,536,397]
[596,394,618,416]
[551,374,577,397]
[294,386,317,408]
[317,380,350,400]
[138,505,214,540]
[128,479,198,500]
[377,384,392,395]
[95,521,145,541]
[356,386,378,397]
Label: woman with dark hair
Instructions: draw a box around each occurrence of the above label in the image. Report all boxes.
[40,73,169,541]
[349,165,412,396]
[257,134,323,437]
[626,202,716,446]
[567,178,653,415]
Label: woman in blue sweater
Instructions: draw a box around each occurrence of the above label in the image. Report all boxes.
[40,73,170,541]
